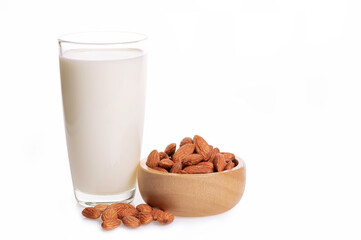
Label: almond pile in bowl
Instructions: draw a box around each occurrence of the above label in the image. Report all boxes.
[146,135,238,174]
[82,203,174,230]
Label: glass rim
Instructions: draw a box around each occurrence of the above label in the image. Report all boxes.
[58,31,147,45]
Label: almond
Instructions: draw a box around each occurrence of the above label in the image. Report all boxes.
[158,159,174,169]
[94,204,108,213]
[224,160,235,170]
[108,202,135,212]
[169,161,182,173]
[152,167,168,173]
[208,147,220,163]
[118,208,138,218]
[82,207,101,219]
[136,204,153,213]
[172,144,195,162]
[164,143,176,156]
[193,135,211,161]
[157,212,174,225]
[221,152,235,162]
[137,212,153,225]
[183,154,204,166]
[122,216,141,228]
[151,208,164,220]
[183,164,214,174]
[159,152,169,160]
[180,137,193,147]
[214,153,226,172]
[198,161,214,169]
[232,158,239,166]
[146,149,160,168]
[102,219,121,230]
[101,208,118,221]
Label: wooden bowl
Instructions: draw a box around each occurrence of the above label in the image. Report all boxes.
[137,157,246,217]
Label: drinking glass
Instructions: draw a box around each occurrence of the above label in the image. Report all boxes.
[58,32,147,206]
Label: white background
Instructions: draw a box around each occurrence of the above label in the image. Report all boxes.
[0,0,360,239]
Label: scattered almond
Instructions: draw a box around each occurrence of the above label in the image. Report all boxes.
[94,204,108,213]
[136,204,153,213]
[122,216,141,228]
[101,208,118,221]
[151,208,164,220]
[157,212,175,225]
[82,207,101,219]
[102,219,121,230]
[81,203,174,230]
[137,212,153,225]
[117,208,138,218]
[108,202,135,212]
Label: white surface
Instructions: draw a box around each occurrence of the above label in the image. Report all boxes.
[0,0,360,239]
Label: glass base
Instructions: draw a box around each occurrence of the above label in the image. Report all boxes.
[74,188,135,207]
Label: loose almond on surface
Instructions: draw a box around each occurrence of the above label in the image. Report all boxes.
[122,216,141,228]
[108,202,135,212]
[157,212,175,225]
[137,212,153,225]
[151,208,164,220]
[101,208,118,221]
[117,208,138,218]
[136,204,153,213]
[102,219,121,230]
[82,207,101,219]
[94,204,108,213]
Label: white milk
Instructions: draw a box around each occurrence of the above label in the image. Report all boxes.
[60,48,146,195]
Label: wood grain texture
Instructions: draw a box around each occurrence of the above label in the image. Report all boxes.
[138,157,246,217]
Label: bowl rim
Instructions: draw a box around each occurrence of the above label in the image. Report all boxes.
[139,156,245,177]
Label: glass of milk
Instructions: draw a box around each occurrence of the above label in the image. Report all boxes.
[58,32,147,206]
